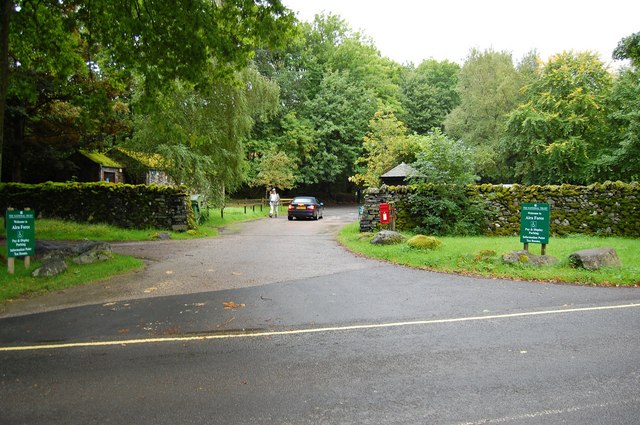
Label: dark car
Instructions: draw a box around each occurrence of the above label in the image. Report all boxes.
[288,196,324,220]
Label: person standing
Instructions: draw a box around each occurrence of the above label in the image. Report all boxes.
[269,188,280,218]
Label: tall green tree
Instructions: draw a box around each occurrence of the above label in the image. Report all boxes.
[2,0,93,181]
[303,70,377,186]
[251,150,298,194]
[130,67,280,205]
[411,129,477,185]
[249,13,403,193]
[444,49,527,182]
[1,0,295,182]
[504,51,612,184]
[400,59,460,134]
[245,111,317,188]
[597,66,640,181]
[613,31,640,66]
[350,107,418,188]
[598,32,640,181]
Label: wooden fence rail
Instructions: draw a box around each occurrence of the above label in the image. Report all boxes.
[219,198,294,218]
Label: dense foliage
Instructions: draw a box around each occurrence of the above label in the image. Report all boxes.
[407,183,489,236]
[504,52,613,184]
[2,2,638,200]
[1,0,295,196]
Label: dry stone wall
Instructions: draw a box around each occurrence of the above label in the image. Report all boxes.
[1,182,195,231]
[360,182,640,237]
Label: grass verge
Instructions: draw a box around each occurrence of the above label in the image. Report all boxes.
[0,206,272,302]
[337,222,640,287]
[0,254,144,301]
[0,206,271,241]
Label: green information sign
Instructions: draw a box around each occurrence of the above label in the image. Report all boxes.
[6,210,35,258]
[519,203,550,245]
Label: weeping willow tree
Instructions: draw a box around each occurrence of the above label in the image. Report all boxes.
[130,66,280,206]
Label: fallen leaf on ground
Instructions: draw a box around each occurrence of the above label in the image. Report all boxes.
[165,270,174,275]
[144,287,158,293]
[223,301,246,310]
[231,271,242,276]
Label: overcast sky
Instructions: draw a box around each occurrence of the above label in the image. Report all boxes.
[281,0,639,67]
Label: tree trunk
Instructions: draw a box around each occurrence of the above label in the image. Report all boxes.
[0,0,12,182]
[7,105,23,181]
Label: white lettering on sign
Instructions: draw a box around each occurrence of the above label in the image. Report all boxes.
[6,209,36,259]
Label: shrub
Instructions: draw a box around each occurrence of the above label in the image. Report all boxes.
[407,183,488,236]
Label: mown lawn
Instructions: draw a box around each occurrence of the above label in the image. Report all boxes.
[337,222,640,286]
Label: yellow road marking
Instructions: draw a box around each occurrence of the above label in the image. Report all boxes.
[1,303,639,353]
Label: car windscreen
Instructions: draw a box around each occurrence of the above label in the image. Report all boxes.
[292,198,314,204]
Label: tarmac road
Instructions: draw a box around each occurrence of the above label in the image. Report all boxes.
[1,205,640,424]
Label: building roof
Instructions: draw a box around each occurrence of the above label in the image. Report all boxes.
[79,150,124,168]
[381,162,419,178]
[111,147,167,169]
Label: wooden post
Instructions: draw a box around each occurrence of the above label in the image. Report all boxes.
[6,207,13,274]
[390,204,396,231]
[24,208,31,269]
[523,242,529,252]
[541,244,546,256]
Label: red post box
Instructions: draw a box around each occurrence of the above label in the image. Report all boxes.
[379,202,390,224]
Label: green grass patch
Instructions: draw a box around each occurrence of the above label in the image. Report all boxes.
[0,254,143,301]
[0,206,271,302]
[0,206,271,241]
[337,222,640,287]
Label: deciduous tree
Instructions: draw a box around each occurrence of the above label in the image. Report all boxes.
[597,66,640,181]
[400,59,460,134]
[444,49,526,182]
[130,67,280,205]
[0,0,295,181]
[411,129,477,185]
[248,13,403,193]
[613,31,640,66]
[504,51,612,184]
[350,108,418,188]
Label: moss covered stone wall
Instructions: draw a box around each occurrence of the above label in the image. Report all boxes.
[1,182,195,231]
[361,182,640,237]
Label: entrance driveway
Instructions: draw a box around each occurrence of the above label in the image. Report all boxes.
[0,206,369,317]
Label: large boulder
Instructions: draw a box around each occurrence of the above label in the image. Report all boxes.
[502,250,559,267]
[32,254,68,278]
[31,240,114,278]
[371,230,406,245]
[35,240,77,259]
[73,241,113,264]
[569,248,621,270]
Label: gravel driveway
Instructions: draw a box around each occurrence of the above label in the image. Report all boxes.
[0,206,369,317]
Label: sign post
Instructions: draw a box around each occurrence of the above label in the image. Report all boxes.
[519,203,550,255]
[5,208,36,274]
